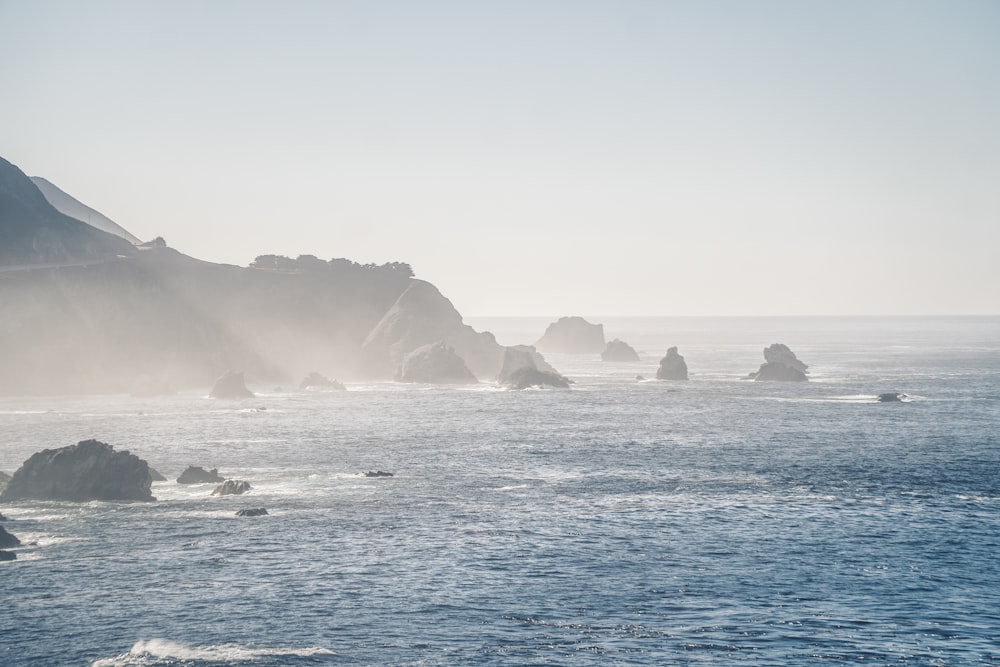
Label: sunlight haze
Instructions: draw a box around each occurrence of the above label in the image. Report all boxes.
[2,0,997,316]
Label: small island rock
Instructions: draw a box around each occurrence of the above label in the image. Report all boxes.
[212,480,252,496]
[534,316,606,354]
[656,347,689,380]
[364,470,394,478]
[498,346,572,390]
[747,344,809,382]
[396,341,478,384]
[299,372,345,390]
[236,507,268,517]
[177,466,225,484]
[601,339,640,362]
[0,439,155,503]
[209,371,254,399]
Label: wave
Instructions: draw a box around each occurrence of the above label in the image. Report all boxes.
[92,638,334,666]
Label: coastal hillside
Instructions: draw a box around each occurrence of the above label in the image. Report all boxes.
[30,176,142,244]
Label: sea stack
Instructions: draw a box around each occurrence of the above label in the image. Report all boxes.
[747,344,808,381]
[656,347,689,380]
[209,371,254,398]
[601,339,640,362]
[534,316,605,354]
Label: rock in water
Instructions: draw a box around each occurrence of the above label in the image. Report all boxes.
[211,480,252,496]
[364,470,394,478]
[534,316,606,354]
[497,346,572,389]
[0,439,155,502]
[149,467,167,482]
[299,372,345,390]
[396,342,478,384]
[0,550,15,561]
[177,466,225,484]
[0,525,21,548]
[601,339,640,362]
[209,371,254,399]
[503,367,571,390]
[747,344,809,381]
[878,392,906,402]
[236,507,268,517]
[656,347,689,380]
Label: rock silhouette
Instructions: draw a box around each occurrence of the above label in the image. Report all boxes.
[656,347,689,380]
[602,339,640,362]
[747,344,809,381]
[177,466,225,484]
[535,316,605,354]
[210,371,254,398]
[396,342,478,384]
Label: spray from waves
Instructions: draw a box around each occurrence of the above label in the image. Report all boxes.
[91,638,335,666]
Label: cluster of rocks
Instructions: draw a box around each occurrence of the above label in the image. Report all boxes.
[299,372,345,390]
[746,344,809,381]
[498,346,571,390]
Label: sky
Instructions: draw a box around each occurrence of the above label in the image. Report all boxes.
[1,0,998,316]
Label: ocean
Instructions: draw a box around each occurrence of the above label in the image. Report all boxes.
[1,316,998,666]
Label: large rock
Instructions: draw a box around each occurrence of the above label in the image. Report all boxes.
[602,339,640,362]
[396,342,478,384]
[362,279,505,380]
[535,316,605,354]
[0,439,155,502]
[0,525,20,548]
[498,346,572,389]
[299,372,345,390]
[177,466,225,484]
[212,480,252,496]
[656,347,689,380]
[747,344,809,381]
[209,371,254,398]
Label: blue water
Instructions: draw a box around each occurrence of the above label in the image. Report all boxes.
[1,316,999,666]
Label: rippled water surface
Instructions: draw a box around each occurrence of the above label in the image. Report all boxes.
[1,317,999,666]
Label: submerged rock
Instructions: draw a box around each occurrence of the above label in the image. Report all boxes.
[535,316,606,354]
[209,371,254,399]
[878,392,907,402]
[0,439,155,502]
[601,339,640,362]
[747,344,809,382]
[212,480,252,496]
[364,470,394,478]
[0,525,20,548]
[236,507,268,517]
[299,372,345,390]
[177,466,225,484]
[396,341,478,384]
[656,347,689,380]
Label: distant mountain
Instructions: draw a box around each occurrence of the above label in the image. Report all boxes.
[0,156,135,267]
[30,176,141,244]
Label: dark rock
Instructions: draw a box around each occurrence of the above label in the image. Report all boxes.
[299,372,345,390]
[878,392,906,402]
[635,375,646,381]
[177,466,225,484]
[396,341,478,384]
[0,439,155,502]
[534,316,605,354]
[601,339,640,362]
[149,468,167,482]
[212,480,252,496]
[0,525,21,548]
[0,512,7,521]
[504,367,572,390]
[364,470,394,478]
[236,507,268,517]
[747,344,809,381]
[209,371,254,399]
[656,347,689,380]
[0,550,15,561]
[0,470,10,493]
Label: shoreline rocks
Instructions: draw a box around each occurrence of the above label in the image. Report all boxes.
[299,372,345,390]
[498,346,572,390]
[0,525,21,548]
[656,347,689,380]
[177,466,225,484]
[209,371,254,399]
[212,480,252,496]
[396,342,478,384]
[0,439,155,502]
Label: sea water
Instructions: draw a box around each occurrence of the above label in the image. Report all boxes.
[1,316,998,666]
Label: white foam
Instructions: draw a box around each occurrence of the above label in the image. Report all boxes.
[91,638,334,666]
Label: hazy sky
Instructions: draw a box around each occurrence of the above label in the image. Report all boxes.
[2,0,998,316]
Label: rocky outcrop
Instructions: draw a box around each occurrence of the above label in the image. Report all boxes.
[177,466,225,484]
[396,342,478,384]
[212,480,252,496]
[364,470,394,478]
[656,347,689,380]
[236,507,268,517]
[601,339,640,362]
[747,344,808,381]
[361,279,505,380]
[0,550,15,561]
[498,347,571,389]
[535,316,605,354]
[0,439,155,502]
[0,525,20,548]
[299,372,345,390]
[503,367,572,390]
[209,371,254,398]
